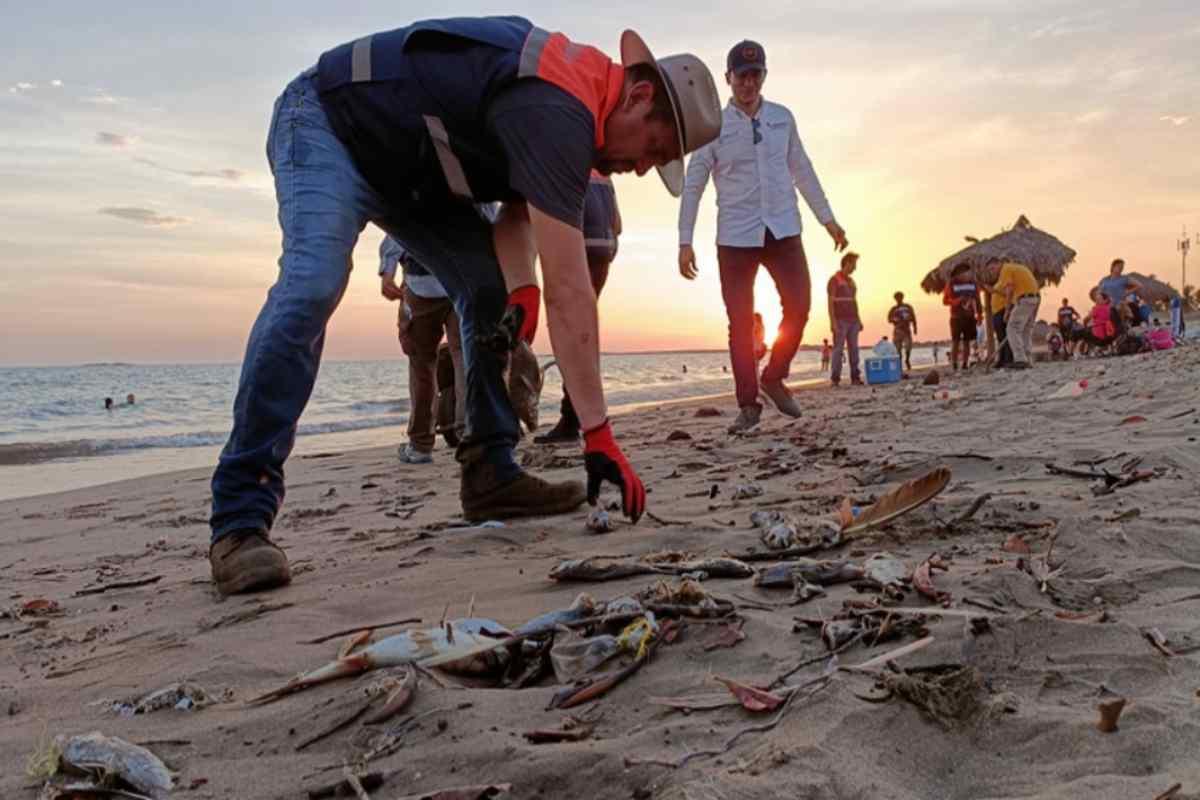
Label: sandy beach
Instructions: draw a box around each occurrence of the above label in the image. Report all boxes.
[3,346,1199,800]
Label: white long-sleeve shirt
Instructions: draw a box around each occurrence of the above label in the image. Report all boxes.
[678,99,836,248]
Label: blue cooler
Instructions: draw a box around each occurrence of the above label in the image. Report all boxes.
[864,356,902,385]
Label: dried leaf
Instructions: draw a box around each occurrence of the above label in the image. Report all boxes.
[842,468,951,536]
[1118,415,1147,426]
[20,598,61,616]
[713,676,786,712]
[912,558,951,605]
[837,497,855,528]
[702,620,746,651]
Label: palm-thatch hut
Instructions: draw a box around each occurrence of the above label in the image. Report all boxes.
[1123,272,1180,307]
[922,215,1076,293]
[923,215,1076,359]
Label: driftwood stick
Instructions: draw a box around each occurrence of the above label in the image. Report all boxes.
[299,618,422,645]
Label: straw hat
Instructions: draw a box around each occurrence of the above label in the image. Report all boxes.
[620,30,722,196]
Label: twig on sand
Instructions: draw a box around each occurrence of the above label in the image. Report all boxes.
[769,633,863,689]
[936,493,992,532]
[624,677,832,770]
[74,575,163,596]
[296,697,377,751]
[306,771,393,799]
[1091,470,1156,496]
[299,618,423,645]
[1045,463,1113,481]
[343,767,372,800]
[1152,783,1183,800]
[646,511,688,526]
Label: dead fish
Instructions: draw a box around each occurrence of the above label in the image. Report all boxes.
[667,557,754,579]
[121,681,214,715]
[248,618,513,704]
[792,581,827,604]
[515,594,599,636]
[507,343,549,433]
[56,732,173,800]
[761,522,799,550]
[754,560,864,589]
[750,509,787,529]
[585,507,613,534]
[821,620,861,650]
[549,559,670,582]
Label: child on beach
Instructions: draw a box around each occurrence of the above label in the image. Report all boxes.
[820,339,832,371]
[1082,291,1117,351]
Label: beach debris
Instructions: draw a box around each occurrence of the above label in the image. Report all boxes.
[507,341,544,433]
[306,771,392,799]
[1047,378,1089,399]
[1096,696,1127,732]
[861,552,910,596]
[584,508,613,534]
[937,493,992,531]
[750,509,787,529]
[295,696,378,752]
[549,618,664,710]
[198,600,294,631]
[923,370,940,386]
[911,555,951,606]
[761,522,799,550]
[300,617,422,645]
[694,407,723,417]
[113,681,216,716]
[248,618,514,704]
[702,619,746,651]
[550,627,628,683]
[791,581,827,604]
[1118,415,1147,426]
[523,716,594,744]
[840,467,951,538]
[714,676,786,712]
[51,732,172,800]
[8,598,63,619]
[1002,534,1032,556]
[394,784,512,800]
[755,559,864,590]
[649,693,740,712]
[865,664,985,729]
[1152,784,1183,800]
[362,667,418,725]
[1142,628,1174,658]
[666,429,692,442]
[549,555,752,583]
[732,484,764,501]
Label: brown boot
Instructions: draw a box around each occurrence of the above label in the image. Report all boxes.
[209,531,291,596]
[461,464,586,522]
[760,379,803,418]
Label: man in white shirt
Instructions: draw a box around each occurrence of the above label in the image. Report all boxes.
[678,40,847,434]
[380,236,465,464]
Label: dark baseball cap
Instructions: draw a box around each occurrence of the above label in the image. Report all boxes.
[727,40,766,75]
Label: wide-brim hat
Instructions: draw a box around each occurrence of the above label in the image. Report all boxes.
[620,30,722,197]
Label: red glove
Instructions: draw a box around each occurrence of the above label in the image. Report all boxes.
[506,285,540,345]
[583,419,646,523]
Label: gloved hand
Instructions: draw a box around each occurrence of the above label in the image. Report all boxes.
[583,419,646,523]
[484,285,540,353]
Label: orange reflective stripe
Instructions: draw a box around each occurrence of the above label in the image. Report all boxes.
[518,27,624,148]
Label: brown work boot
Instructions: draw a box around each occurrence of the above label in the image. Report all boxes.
[760,379,802,418]
[727,403,762,434]
[461,464,586,522]
[209,530,291,596]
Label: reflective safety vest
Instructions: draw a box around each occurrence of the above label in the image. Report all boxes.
[316,16,624,208]
[583,171,618,261]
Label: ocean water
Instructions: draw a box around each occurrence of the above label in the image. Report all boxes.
[0,347,935,502]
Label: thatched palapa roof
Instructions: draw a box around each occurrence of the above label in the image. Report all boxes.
[1123,272,1180,305]
[922,215,1076,293]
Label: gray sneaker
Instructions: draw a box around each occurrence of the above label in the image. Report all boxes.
[727,404,762,434]
[398,444,433,464]
[760,379,802,418]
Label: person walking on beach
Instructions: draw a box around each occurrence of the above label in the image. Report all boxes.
[982,258,1013,367]
[207,16,722,596]
[820,338,832,371]
[887,291,917,373]
[677,39,848,434]
[1057,298,1080,358]
[380,235,466,463]
[536,172,622,444]
[942,262,981,371]
[827,252,863,386]
[990,259,1040,369]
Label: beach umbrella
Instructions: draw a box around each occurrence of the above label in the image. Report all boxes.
[921,215,1076,293]
[1123,272,1180,305]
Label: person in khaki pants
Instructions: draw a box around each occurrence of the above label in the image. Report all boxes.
[380,236,465,463]
[991,260,1040,369]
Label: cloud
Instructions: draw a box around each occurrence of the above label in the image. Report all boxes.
[98,206,190,227]
[1075,109,1112,125]
[83,91,121,105]
[133,156,243,182]
[1160,115,1190,127]
[96,131,136,148]
[50,79,63,87]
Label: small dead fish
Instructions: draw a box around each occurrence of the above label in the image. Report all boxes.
[585,508,613,534]
[750,509,787,529]
[668,557,754,579]
[549,559,670,582]
[761,522,799,550]
[754,560,864,589]
[515,594,599,636]
[248,618,513,704]
[125,681,214,715]
[56,732,173,800]
[507,343,547,433]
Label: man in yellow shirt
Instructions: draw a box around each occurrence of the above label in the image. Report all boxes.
[989,258,1040,369]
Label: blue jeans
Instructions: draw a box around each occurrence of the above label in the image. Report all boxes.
[831,319,861,382]
[210,69,519,542]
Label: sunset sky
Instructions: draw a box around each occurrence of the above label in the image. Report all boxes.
[2,1,1197,366]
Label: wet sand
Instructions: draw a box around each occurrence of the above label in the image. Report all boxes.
[3,345,1199,799]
